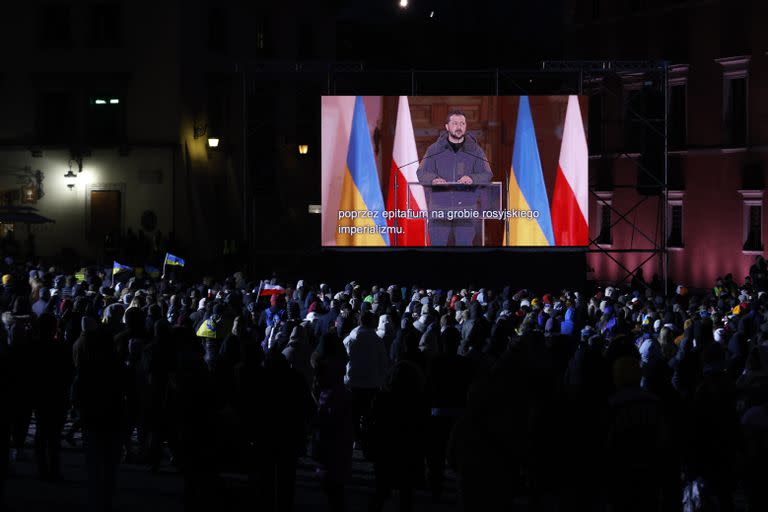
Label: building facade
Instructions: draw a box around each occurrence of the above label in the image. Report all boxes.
[566,0,768,289]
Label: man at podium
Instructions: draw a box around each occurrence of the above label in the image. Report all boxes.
[416,110,493,246]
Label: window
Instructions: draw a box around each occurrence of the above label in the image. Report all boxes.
[669,84,687,149]
[745,205,763,252]
[37,92,75,144]
[208,7,228,53]
[86,94,124,144]
[88,4,122,48]
[724,77,747,147]
[667,191,684,248]
[38,4,72,48]
[716,56,749,148]
[595,192,613,245]
[739,190,763,253]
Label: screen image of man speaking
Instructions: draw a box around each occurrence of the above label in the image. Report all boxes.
[416,109,493,246]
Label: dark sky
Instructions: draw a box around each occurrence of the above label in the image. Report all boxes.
[334,0,567,67]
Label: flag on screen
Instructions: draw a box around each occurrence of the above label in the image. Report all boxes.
[385,96,429,246]
[504,96,555,246]
[145,265,161,278]
[113,261,132,276]
[336,96,390,246]
[551,95,589,246]
[164,253,185,267]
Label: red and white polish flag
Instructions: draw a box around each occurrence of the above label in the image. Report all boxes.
[386,96,429,246]
[551,95,589,246]
[259,283,286,296]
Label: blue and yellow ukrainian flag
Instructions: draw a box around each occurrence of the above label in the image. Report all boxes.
[196,318,217,338]
[113,261,133,276]
[505,96,555,246]
[336,96,390,246]
[164,253,185,267]
[145,265,161,279]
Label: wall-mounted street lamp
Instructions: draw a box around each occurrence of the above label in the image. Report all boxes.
[65,154,82,189]
[193,121,221,149]
[64,166,77,189]
[298,144,309,155]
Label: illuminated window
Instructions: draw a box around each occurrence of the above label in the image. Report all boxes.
[739,190,763,253]
[667,191,684,249]
[716,56,750,148]
[595,191,612,246]
[87,94,124,144]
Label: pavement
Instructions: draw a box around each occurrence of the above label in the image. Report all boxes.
[4,423,460,512]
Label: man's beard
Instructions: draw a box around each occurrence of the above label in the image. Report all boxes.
[450,130,464,140]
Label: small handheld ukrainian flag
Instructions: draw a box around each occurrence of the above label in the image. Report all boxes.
[196,318,217,339]
[113,261,133,276]
[164,253,185,267]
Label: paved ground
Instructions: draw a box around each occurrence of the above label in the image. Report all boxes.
[5,423,460,512]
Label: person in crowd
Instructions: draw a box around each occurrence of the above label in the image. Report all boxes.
[368,361,428,512]
[2,260,768,512]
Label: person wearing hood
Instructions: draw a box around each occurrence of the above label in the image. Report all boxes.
[251,349,314,512]
[418,310,442,356]
[283,323,314,388]
[368,361,429,512]
[560,302,578,336]
[71,315,124,512]
[266,300,302,354]
[413,303,432,334]
[415,109,493,246]
[311,329,355,512]
[5,307,34,468]
[459,301,490,356]
[315,299,340,340]
[343,311,389,459]
[31,286,51,317]
[31,312,70,481]
[424,313,471,502]
[376,314,396,358]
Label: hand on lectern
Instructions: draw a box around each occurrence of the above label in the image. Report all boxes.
[457,175,473,184]
[432,177,447,184]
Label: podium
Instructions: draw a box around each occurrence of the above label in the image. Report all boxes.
[406,181,502,246]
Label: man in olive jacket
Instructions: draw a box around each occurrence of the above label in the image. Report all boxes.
[416,109,493,246]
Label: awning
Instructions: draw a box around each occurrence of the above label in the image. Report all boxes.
[0,206,55,224]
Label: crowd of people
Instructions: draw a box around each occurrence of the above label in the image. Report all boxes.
[2,256,768,512]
